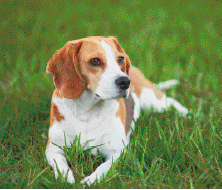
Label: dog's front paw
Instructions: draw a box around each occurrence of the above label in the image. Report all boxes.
[66,169,75,184]
[81,173,97,186]
[53,168,75,184]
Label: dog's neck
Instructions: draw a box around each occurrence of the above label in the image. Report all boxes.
[53,90,113,122]
[74,90,103,113]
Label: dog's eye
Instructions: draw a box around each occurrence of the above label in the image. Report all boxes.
[90,58,101,66]
[118,57,124,65]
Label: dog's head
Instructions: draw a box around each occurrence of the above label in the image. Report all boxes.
[46,36,132,100]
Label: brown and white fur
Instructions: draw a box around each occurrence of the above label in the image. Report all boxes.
[45,36,188,185]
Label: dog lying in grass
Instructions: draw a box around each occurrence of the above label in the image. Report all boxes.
[45,36,188,185]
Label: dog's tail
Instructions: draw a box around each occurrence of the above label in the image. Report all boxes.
[155,79,180,90]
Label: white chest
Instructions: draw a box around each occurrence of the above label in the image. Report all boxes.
[48,96,127,156]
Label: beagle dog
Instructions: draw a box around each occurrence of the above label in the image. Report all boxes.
[45,36,188,185]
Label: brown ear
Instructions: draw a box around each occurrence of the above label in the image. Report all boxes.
[46,40,85,99]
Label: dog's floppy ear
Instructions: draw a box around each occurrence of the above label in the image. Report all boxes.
[46,40,85,99]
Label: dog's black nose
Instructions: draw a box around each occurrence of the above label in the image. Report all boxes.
[115,76,130,90]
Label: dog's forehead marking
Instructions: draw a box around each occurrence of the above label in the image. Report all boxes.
[98,40,118,69]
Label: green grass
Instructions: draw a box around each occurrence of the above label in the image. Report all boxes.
[0,0,221,188]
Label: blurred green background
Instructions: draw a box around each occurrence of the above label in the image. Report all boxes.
[0,0,221,188]
[1,0,221,123]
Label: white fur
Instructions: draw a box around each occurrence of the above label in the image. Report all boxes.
[155,79,180,90]
[140,87,188,116]
[46,41,130,185]
[46,91,127,184]
[46,40,188,185]
[95,40,130,99]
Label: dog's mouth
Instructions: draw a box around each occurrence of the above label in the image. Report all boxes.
[95,93,101,99]
[95,90,129,100]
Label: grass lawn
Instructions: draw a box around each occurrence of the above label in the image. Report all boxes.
[0,0,221,188]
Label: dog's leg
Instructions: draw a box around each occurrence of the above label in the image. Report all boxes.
[140,87,188,116]
[81,130,126,186]
[130,66,188,116]
[46,144,75,183]
[81,152,120,185]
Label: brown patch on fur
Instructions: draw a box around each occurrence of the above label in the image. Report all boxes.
[46,40,85,99]
[105,38,131,76]
[49,90,65,129]
[46,90,64,150]
[49,102,65,128]
[116,98,126,133]
[52,103,65,122]
[129,66,163,99]
[124,95,135,136]
[78,40,107,92]
[52,89,61,97]
[46,138,50,149]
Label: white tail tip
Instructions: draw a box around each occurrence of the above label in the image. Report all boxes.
[155,79,180,90]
